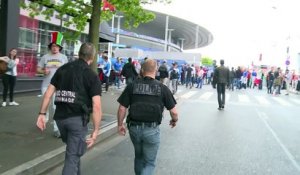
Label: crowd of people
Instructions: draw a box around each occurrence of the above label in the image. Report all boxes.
[97,57,216,95]
[228,66,300,95]
[96,55,300,97]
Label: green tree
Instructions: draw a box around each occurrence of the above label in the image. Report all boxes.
[201,56,214,66]
[21,0,171,71]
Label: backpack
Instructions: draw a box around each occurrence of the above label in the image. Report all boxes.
[0,60,8,74]
[170,69,179,80]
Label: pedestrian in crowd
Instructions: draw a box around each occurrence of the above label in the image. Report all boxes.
[191,64,196,87]
[246,69,251,87]
[121,57,138,85]
[206,67,213,85]
[185,64,193,88]
[102,54,111,92]
[291,70,298,91]
[284,69,292,95]
[36,42,102,175]
[212,59,230,110]
[36,32,68,137]
[1,48,20,107]
[241,69,248,89]
[267,67,275,94]
[158,60,169,86]
[273,67,282,95]
[113,57,123,89]
[117,58,178,175]
[229,67,235,91]
[251,69,257,88]
[235,66,242,89]
[169,62,179,94]
[180,64,187,85]
[196,66,204,88]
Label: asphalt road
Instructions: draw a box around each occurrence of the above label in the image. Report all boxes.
[44,85,300,175]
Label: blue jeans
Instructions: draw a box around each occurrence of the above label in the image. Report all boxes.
[196,77,203,88]
[128,123,160,175]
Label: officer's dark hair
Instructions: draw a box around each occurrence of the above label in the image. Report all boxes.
[79,42,96,61]
[128,57,132,63]
[141,58,157,73]
[220,59,225,65]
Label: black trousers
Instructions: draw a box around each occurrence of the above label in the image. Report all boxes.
[2,74,17,102]
[217,83,226,108]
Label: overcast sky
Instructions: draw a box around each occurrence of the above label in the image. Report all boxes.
[144,0,300,67]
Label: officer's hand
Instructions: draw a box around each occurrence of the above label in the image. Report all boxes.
[118,124,126,136]
[86,130,98,148]
[169,119,178,128]
[36,115,47,131]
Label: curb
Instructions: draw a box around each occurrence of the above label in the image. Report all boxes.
[1,118,118,175]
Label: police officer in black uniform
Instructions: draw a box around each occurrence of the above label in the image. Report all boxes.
[36,43,102,175]
[117,58,178,175]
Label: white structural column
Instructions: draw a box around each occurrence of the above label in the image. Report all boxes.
[195,25,199,49]
[168,29,174,52]
[111,14,115,33]
[178,38,185,51]
[115,15,123,44]
[164,15,169,52]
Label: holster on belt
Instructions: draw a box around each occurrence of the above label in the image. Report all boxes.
[81,104,90,126]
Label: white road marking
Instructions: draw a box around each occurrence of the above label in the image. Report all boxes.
[272,97,292,106]
[198,92,214,100]
[255,96,271,105]
[181,91,197,99]
[226,93,230,102]
[291,99,300,105]
[256,110,300,173]
[238,94,250,103]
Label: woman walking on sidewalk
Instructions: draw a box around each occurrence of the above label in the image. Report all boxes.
[1,48,20,107]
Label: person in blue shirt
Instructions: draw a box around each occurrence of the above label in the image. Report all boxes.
[103,55,111,92]
[113,57,123,89]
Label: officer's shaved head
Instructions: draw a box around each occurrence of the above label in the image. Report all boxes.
[142,58,157,74]
[79,43,96,61]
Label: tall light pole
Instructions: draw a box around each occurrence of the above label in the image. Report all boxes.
[168,29,174,52]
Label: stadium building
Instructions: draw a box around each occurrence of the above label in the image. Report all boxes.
[0,0,213,92]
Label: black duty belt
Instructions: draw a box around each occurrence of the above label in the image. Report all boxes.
[128,121,159,127]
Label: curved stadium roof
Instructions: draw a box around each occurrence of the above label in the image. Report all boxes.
[121,10,213,50]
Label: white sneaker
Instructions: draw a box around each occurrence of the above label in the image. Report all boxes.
[9,101,19,106]
[2,102,6,107]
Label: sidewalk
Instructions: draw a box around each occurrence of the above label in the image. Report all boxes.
[0,88,124,175]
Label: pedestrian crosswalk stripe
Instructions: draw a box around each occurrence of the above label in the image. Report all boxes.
[238,94,250,103]
[181,91,197,99]
[226,94,231,102]
[198,92,213,100]
[255,96,271,105]
[290,99,300,105]
[272,97,292,106]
